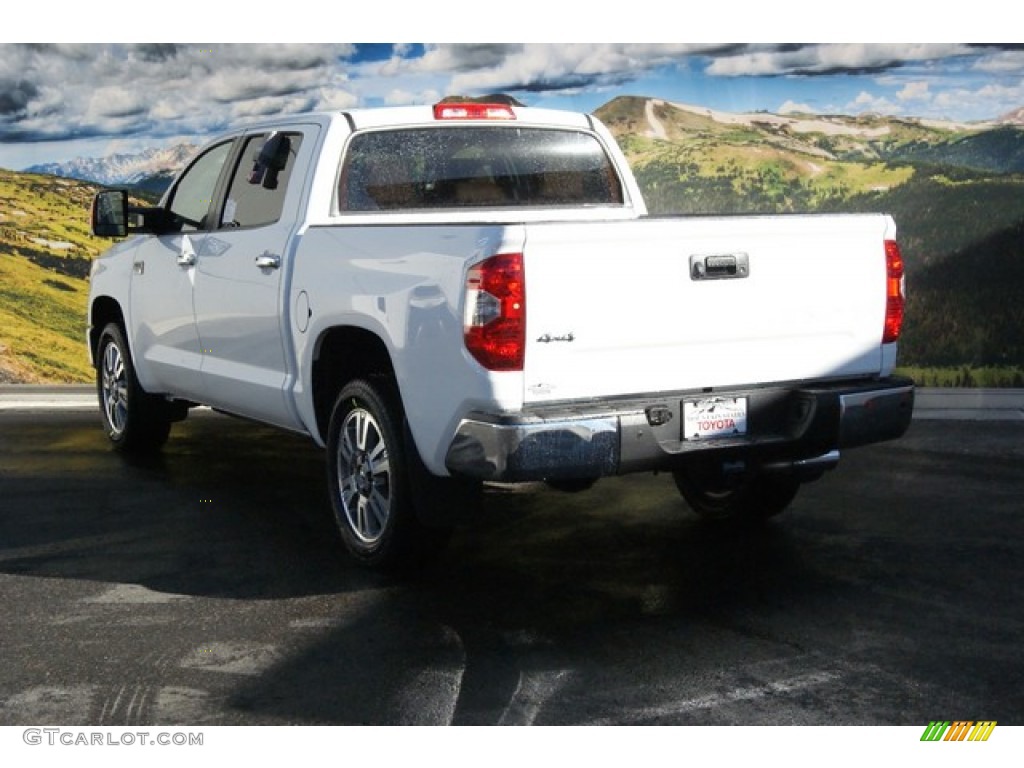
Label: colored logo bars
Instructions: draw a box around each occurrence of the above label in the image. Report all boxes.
[920,721,997,742]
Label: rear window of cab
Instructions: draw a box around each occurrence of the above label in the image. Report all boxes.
[338,126,625,212]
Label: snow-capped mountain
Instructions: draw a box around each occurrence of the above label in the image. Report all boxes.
[997,106,1024,126]
[25,143,198,186]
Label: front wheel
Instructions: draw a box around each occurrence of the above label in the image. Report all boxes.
[326,379,450,570]
[672,462,800,524]
[96,323,172,453]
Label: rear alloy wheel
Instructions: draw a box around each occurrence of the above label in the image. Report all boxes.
[672,461,800,524]
[96,323,172,453]
[326,379,450,570]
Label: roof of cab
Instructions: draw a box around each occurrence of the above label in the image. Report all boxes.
[341,103,593,131]
[223,104,594,138]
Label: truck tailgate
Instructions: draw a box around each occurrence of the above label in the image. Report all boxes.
[522,213,894,404]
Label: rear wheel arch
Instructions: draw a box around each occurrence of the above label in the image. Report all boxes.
[326,377,453,570]
[311,325,399,443]
[313,326,481,566]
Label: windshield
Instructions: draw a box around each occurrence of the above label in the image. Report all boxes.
[338,126,624,211]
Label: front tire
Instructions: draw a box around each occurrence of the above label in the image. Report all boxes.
[326,379,450,570]
[96,323,172,453]
[673,462,800,524]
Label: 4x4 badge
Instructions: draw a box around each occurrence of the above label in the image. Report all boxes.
[536,333,575,343]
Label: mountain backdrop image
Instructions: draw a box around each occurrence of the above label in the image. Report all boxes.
[25,143,198,194]
[2,95,1023,385]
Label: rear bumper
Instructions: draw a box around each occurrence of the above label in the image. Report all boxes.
[444,377,914,482]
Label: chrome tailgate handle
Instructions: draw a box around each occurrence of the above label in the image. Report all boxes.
[690,253,749,280]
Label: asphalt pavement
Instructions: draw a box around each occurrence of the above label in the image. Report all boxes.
[0,389,1021,726]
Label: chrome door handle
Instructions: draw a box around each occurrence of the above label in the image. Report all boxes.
[177,252,196,267]
[255,253,280,269]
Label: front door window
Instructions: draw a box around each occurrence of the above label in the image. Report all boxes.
[167,141,233,231]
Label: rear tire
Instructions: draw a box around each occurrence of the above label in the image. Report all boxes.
[95,323,172,453]
[673,462,800,523]
[326,379,451,570]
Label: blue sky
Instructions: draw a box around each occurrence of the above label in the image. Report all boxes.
[2,39,1023,170]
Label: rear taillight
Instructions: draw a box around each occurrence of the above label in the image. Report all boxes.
[883,239,905,344]
[433,102,517,120]
[464,253,525,371]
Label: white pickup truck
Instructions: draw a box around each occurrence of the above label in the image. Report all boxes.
[88,101,914,569]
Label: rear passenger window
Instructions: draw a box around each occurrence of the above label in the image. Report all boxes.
[338,127,624,211]
[220,132,303,229]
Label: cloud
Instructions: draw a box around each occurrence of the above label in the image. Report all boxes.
[374,43,1013,104]
[778,100,816,115]
[0,79,38,116]
[209,43,349,71]
[897,82,930,102]
[206,68,319,104]
[0,43,361,146]
[381,44,522,77]
[384,88,441,106]
[229,94,319,119]
[87,87,149,119]
[443,44,694,94]
[375,43,736,96]
[134,43,181,63]
[932,81,1024,119]
[314,87,360,111]
[971,49,1024,74]
[706,43,974,77]
[846,90,901,115]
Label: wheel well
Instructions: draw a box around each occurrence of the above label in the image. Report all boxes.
[312,327,397,440]
[89,297,125,366]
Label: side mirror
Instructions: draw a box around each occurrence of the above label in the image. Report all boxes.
[91,189,177,237]
[91,189,128,237]
[247,132,291,190]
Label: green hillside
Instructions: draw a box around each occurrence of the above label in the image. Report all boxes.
[884,125,1024,173]
[594,96,1014,223]
[0,170,104,382]
[901,218,1024,368]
